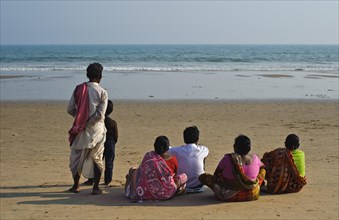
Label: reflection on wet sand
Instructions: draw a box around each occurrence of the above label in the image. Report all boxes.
[305,74,339,79]
[0,75,25,79]
[257,74,294,78]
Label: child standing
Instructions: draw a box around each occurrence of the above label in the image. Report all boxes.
[84,99,118,186]
[103,99,118,185]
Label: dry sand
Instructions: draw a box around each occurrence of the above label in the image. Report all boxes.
[0,100,338,219]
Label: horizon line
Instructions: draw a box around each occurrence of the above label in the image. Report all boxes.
[1,43,338,46]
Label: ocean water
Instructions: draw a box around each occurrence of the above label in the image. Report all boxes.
[0,44,338,100]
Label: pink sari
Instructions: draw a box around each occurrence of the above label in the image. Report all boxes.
[125,151,186,201]
[68,82,89,146]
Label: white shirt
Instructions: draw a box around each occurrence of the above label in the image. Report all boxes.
[169,143,209,188]
[67,81,108,150]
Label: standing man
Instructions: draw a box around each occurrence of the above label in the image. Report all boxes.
[67,62,108,195]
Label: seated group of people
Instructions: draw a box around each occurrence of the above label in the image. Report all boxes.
[124,126,307,202]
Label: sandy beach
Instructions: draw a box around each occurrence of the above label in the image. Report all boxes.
[0,100,338,219]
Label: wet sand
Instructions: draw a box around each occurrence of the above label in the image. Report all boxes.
[1,71,338,100]
[0,100,338,219]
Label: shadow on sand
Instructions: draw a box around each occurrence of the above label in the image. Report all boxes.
[1,183,222,207]
[1,183,280,207]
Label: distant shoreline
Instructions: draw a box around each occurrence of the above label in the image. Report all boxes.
[0,99,337,104]
[1,70,338,101]
[2,43,339,46]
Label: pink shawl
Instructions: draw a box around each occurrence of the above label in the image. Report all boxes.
[68,82,89,146]
[135,151,177,201]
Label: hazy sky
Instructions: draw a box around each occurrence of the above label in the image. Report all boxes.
[1,1,338,45]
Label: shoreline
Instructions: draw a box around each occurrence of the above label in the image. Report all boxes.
[1,70,338,101]
[0,98,337,104]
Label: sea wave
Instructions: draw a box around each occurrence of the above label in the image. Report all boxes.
[2,45,338,75]
[0,65,338,73]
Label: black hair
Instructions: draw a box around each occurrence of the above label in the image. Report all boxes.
[105,99,113,116]
[154,136,170,155]
[285,134,300,150]
[234,135,251,156]
[183,125,199,144]
[86,62,103,80]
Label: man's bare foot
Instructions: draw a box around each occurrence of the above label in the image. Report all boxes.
[68,186,80,193]
[83,179,94,185]
[104,182,114,187]
[92,188,103,195]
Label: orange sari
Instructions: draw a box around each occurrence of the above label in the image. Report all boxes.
[262,148,307,193]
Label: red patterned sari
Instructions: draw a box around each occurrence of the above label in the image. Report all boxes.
[125,151,187,201]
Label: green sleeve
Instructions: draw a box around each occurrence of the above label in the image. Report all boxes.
[292,150,305,177]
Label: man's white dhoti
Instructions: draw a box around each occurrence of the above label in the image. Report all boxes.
[68,81,108,178]
[69,133,105,178]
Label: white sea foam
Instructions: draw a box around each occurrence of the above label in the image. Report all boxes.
[0,65,338,73]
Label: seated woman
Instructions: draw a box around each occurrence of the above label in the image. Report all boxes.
[199,135,265,202]
[124,136,187,202]
[261,134,306,194]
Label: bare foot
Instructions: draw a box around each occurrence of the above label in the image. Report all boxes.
[83,179,94,185]
[92,188,103,195]
[68,186,80,193]
[105,183,114,187]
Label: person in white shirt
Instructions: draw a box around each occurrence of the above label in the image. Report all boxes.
[169,126,209,192]
[67,63,108,195]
